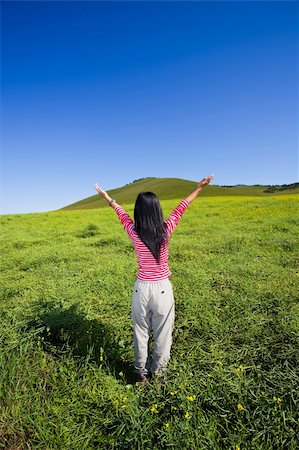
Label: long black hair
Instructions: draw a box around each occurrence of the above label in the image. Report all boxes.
[134,192,168,263]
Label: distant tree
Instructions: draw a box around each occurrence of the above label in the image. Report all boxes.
[131,177,157,184]
[220,184,246,187]
[263,182,299,193]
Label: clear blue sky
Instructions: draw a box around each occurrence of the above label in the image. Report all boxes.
[1,1,298,214]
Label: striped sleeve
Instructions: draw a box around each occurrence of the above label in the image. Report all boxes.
[114,205,134,237]
[164,198,189,235]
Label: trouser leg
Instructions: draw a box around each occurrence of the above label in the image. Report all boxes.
[145,338,153,375]
[151,279,175,374]
[131,282,152,376]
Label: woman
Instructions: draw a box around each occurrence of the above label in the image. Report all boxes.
[94,175,214,385]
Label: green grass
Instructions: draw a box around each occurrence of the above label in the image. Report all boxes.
[1,195,298,449]
[59,177,299,211]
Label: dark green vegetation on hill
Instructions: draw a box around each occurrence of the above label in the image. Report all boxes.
[59,178,299,211]
[263,182,299,193]
[1,194,298,449]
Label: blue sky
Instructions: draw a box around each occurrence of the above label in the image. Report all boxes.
[1,1,298,214]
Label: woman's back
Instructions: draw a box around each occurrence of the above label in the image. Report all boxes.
[114,198,189,281]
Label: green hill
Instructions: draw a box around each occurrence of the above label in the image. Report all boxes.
[59,177,299,211]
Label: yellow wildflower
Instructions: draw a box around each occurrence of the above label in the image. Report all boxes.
[119,371,124,377]
[165,422,170,429]
[100,347,104,361]
[235,445,241,450]
[184,412,191,420]
[150,404,158,413]
[237,403,245,412]
[186,395,196,402]
[235,366,245,374]
[171,406,177,412]
[273,396,282,404]
[170,391,177,396]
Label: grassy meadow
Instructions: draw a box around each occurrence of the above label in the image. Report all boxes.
[1,194,298,449]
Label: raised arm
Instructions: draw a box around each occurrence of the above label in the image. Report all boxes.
[94,182,134,235]
[94,183,120,209]
[185,175,214,204]
[164,174,215,235]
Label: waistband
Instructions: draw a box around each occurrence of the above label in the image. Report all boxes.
[135,277,171,284]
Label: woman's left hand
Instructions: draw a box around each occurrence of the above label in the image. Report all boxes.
[198,175,214,189]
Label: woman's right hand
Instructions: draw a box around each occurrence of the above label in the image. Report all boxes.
[198,175,214,189]
[94,182,107,197]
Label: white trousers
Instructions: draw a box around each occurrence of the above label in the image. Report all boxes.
[131,278,175,377]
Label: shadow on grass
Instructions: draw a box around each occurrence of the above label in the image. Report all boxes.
[27,301,136,384]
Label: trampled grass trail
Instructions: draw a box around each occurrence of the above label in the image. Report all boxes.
[1,195,298,449]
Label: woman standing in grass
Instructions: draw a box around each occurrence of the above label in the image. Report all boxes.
[94,175,214,385]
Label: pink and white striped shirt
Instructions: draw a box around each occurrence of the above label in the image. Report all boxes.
[114,199,189,281]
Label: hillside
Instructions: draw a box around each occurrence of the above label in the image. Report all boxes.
[59,177,299,211]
